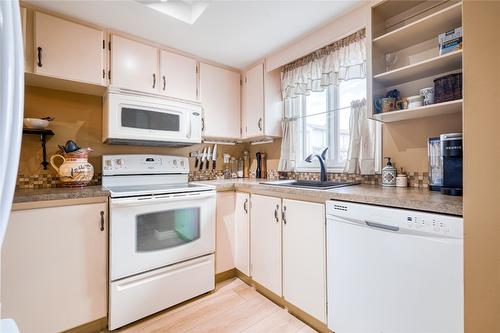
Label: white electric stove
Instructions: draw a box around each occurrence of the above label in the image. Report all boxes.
[103,154,216,330]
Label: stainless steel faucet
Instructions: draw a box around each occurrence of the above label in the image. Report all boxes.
[305,147,328,182]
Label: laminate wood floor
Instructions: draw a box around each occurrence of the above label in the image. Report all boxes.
[108,278,317,333]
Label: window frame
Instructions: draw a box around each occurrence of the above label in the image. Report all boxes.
[294,80,382,174]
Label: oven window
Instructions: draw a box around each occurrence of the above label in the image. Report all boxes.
[121,107,180,132]
[136,208,200,252]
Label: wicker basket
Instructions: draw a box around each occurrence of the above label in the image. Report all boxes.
[433,73,462,103]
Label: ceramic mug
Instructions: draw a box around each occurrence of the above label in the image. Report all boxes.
[375,97,396,113]
[396,98,408,110]
[407,95,423,109]
[420,87,434,105]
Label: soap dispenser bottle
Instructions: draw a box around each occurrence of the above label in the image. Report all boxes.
[382,157,397,187]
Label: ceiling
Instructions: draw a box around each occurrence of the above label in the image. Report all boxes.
[25,0,362,69]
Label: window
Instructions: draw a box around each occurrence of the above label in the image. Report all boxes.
[296,78,368,170]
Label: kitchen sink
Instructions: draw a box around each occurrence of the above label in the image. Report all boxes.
[260,180,360,190]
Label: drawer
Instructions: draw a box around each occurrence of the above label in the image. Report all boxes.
[109,254,214,330]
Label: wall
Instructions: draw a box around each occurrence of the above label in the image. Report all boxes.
[20,86,245,178]
[463,1,500,332]
[266,1,457,174]
[382,114,462,172]
[266,2,370,71]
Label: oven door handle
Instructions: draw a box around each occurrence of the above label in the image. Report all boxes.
[111,191,215,207]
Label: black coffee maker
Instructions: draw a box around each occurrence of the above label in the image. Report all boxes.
[440,133,463,196]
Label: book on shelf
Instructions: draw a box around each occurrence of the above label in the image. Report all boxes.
[439,27,463,55]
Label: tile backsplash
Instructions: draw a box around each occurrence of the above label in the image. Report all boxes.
[17,170,429,189]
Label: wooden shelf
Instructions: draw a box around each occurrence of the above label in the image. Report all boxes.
[372,2,462,52]
[22,128,55,136]
[371,99,462,122]
[373,50,462,86]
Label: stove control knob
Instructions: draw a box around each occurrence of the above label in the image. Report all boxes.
[173,159,178,167]
[180,160,185,168]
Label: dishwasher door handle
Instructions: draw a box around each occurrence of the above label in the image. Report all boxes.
[365,221,399,232]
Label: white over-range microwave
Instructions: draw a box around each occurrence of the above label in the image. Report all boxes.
[103,88,202,146]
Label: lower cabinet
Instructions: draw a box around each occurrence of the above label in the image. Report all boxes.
[234,192,250,276]
[214,192,326,323]
[249,194,326,323]
[250,194,282,296]
[215,192,251,276]
[282,199,326,323]
[215,192,235,274]
[1,202,107,333]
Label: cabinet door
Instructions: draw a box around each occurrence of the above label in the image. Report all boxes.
[282,199,326,323]
[242,63,264,138]
[160,50,197,101]
[215,192,235,274]
[250,194,282,296]
[234,192,250,276]
[110,34,158,93]
[199,63,241,139]
[34,12,105,85]
[1,203,107,333]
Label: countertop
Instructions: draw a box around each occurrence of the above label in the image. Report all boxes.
[13,186,110,204]
[194,179,463,216]
[12,179,463,216]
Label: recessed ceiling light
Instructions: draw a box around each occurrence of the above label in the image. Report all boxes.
[136,0,208,25]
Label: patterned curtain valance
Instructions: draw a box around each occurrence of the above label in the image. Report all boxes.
[281,29,366,99]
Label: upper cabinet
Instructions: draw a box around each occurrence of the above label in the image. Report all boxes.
[242,63,264,138]
[242,63,283,139]
[110,34,159,94]
[160,50,198,101]
[110,35,199,101]
[199,63,241,140]
[33,12,106,85]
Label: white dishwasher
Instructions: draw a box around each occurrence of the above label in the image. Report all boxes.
[326,200,463,333]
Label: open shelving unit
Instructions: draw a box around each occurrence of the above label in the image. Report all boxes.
[373,49,462,86]
[369,0,463,123]
[372,2,462,52]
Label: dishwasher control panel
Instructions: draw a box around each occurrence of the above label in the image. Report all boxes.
[327,200,463,238]
[405,215,451,234]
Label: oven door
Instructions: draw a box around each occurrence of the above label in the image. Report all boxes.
[104,91,201,145]
[110,191,215,281]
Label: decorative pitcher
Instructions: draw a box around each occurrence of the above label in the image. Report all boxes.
[50,148,94,187]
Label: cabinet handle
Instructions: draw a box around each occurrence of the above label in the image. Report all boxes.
[243,198,248,214]
[274,204,279,223]
[162,75,166,91]
[100,211,105,231]
[258,118,262,131]
[201,118,205,132]
[282,206,287,225]
[37,47,42,67]
[152,73,156,89]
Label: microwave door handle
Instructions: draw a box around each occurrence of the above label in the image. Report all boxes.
[187,114,192,139]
